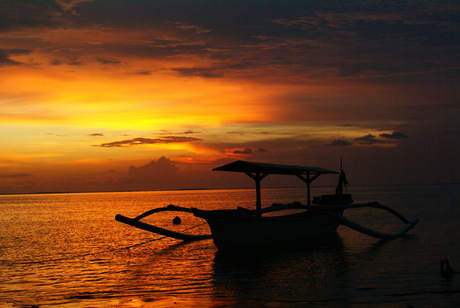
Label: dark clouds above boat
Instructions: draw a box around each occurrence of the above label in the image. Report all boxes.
[0,1,64,30]
[3,0,457,81]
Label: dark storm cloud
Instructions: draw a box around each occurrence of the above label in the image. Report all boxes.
[230,147,268,155]
[379,131,408,139]
[354,134,386,145]
[95,136,202,148]
[171,60,264,78]
[178,130,203,135]
[354,131,409,145]
[329,139,352,146]
[233,148,252,155]
[271,1,460,77]
[84,40,211,64]
[172,66,223,78]
[3,1,457,80]
[95,57,122,65]
[49,56,83,66]
[256,148,268,153]
[406,102,460,112]
[0,0,64,31]
[0,48,31,66]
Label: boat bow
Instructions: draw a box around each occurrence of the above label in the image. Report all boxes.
[115,205,212,242]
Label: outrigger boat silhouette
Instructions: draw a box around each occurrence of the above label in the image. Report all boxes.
[116,160,419,250]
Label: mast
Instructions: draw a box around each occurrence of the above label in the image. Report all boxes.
[335,156,348,195]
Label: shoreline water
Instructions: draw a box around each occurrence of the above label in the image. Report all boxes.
[1,181,458,196]
[1,184,459,307]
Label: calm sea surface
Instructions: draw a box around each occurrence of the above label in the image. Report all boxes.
[1,184,460,307]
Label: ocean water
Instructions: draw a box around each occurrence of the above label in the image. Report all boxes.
[1,185,460,307]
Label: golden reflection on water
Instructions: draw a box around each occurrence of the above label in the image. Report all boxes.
[1,186,460,307]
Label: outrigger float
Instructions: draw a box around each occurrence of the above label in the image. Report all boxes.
[115,160,419,250]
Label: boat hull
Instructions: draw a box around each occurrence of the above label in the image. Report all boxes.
[198,210,343,250]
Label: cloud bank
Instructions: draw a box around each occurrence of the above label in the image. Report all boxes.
[96,136,202,148]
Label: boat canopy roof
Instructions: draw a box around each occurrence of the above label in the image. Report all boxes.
[213,160,338,176]
[214,160,338,207]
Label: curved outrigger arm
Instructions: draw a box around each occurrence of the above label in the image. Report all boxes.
[115,202,418,242]
[319,202,419,240]
[132,204,203,220]
[115,204,212,242]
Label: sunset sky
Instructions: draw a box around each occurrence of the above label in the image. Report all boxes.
[0,0,458,193]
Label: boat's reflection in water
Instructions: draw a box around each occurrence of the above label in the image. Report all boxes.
[211,233,351,306]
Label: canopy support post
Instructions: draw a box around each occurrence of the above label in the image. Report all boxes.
[245,172,268,210]
[296,172,321,206]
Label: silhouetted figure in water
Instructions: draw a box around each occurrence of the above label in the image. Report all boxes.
[440,259,454,279]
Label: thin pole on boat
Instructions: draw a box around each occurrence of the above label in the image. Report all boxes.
[255,173,262,209]
[306,172,311,206]
[296,171,321,206]
[244,171,268,210]
[306,172,320,206]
